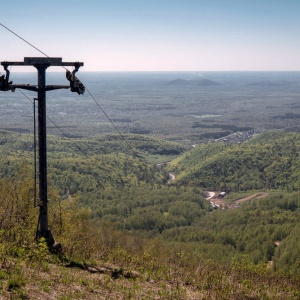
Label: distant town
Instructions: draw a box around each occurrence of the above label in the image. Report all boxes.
[214,130,255,144]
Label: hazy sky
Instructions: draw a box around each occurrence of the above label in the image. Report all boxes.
[1,0,300,71]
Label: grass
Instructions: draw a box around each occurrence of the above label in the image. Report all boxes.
[0,246,299,299]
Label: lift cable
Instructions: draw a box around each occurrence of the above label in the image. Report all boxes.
[33,97,37,207]
[0,22,171,196]
[0,22,68,71]
[86,88,139,156]
[19,88,117,239]
[1,21,146,203]
[0,22,141,157]
[18,89,115,183]
[0,22,48,57]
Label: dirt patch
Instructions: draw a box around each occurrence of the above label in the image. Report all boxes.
[235,192,269,204]
[206,192,269,209]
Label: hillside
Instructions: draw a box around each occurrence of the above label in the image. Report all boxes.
[167,131,300,191]
[0,172,299,299]
[1,130,300,298]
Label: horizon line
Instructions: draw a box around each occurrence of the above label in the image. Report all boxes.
[6,70,300,73]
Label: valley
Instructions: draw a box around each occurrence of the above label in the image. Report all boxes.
[1,72,300,144]
[1,72,300,298]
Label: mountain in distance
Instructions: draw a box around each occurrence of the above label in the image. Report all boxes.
[168,78,221,86]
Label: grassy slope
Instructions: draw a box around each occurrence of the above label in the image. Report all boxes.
[1,252,299,300]
[1,210,299,300]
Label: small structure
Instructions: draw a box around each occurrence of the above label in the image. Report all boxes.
[219,192,226,198]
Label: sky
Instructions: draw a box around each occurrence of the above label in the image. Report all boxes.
[1,0,300,72]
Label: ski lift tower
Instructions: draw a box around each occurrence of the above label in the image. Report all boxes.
[0,57,84,247]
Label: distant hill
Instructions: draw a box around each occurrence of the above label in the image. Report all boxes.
[168,78,221,86]
[167,131,300,191]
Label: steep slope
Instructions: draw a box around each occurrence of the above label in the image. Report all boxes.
[0,173,299,299]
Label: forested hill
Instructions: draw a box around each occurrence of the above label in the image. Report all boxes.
[168,131,300,191]
[0,131,186,159]
[0,130,186,195]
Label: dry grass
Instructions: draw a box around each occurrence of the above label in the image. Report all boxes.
[0,254,299,300]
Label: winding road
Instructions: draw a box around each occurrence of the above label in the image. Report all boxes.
[168,173,176,183]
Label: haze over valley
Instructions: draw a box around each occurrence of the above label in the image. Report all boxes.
[2,71,300,144]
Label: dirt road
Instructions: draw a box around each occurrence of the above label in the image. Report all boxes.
[168,173,176,183]
[206,191,269,209]
[235,192,269,204]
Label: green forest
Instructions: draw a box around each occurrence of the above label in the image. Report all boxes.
[0,129,300,299]
[168,131,300,191]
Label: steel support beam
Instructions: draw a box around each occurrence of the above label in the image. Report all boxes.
[0,57,84,247]
[36,63,50,239]
[1,57,83,67]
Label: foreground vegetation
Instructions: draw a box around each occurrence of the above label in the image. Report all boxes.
[1,130,300,298]
[0,172,299,299]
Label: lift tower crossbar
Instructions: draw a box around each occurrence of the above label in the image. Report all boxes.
[0,57,84,247]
